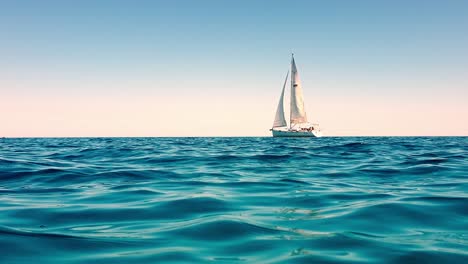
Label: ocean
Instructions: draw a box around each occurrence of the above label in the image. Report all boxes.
[0,137,467,263]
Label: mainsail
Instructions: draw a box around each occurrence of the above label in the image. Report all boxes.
[272,71,289,128]
[290,56,308,125]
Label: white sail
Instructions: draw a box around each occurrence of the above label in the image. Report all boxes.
[272,71,289,128]
[290,56,308,125]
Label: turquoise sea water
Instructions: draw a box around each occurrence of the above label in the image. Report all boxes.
[0,137,467,263]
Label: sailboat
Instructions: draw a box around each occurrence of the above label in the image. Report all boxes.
[271,54,322,137]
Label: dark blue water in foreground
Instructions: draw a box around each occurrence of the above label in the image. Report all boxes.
[0,137,467,263]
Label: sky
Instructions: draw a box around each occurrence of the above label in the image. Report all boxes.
[1,0,467,137]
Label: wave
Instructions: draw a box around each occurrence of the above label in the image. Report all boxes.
[0,137,467,263]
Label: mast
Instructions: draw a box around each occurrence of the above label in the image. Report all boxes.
[290,54,294,129]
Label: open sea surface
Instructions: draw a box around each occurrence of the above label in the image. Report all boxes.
[0,137,467,263]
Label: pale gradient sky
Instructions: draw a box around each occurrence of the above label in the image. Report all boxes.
[1,0,467,136]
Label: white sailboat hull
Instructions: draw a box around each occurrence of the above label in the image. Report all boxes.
[271,129,322,137]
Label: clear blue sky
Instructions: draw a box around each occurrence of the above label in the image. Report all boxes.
[1,0,467,136]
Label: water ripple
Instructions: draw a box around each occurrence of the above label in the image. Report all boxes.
[0,137,467,263]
